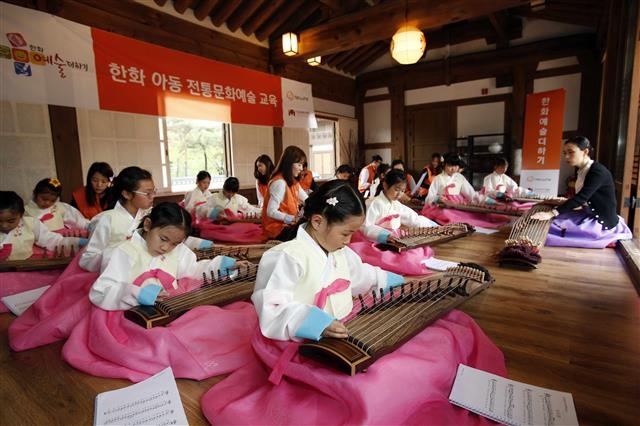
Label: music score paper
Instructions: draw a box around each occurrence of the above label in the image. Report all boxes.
[449,364,578,426]
[94,367,188,426]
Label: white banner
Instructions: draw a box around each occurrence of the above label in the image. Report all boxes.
[281,77,317,129]
[519,169,560,197]
[0,2,99,109]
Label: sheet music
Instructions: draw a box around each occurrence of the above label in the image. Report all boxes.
[421,257,459,271]
[94,367,188,426]
[1,285,50,315]
[449,364,578,426]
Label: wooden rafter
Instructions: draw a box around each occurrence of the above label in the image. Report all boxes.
[193,0,220,21]
[269,0,530,62]
[255,2,300,41]
[241,0,286,36]
[226,0,263,32]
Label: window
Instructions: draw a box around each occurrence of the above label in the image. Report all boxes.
[308,118,336,179]
[159,117,229,192]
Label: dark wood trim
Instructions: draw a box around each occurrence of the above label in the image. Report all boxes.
[48,105,83,202]
[363,94,391,102]
[357,33,596,91]
[390,83,405,160]
[362,142,393,150]
[273,127,283,163]
[405,93,510,112]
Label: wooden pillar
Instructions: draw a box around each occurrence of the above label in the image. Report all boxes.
[509,64,535,152]
[48,105,83,202]
[273,127,283,163]
[356,89,366,167]
[577,51,600,144]
[389,83,405,160]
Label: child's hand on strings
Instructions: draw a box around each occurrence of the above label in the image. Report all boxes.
[155,289,170,302]
[322,320,348,339]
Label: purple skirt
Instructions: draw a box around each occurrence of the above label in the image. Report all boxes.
[546,211,632,248]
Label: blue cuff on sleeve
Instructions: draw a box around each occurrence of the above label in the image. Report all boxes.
[485,197,497,205]
[199,239,213,249]
[526,189,534,196]
[138,284,162,306]
[78,238,89,246]
[218,256,236,277]
[385,271,405,289]
[377,230,391,244]
[294,306,335,341]
[208,207,223,219]
[496,191,505,198]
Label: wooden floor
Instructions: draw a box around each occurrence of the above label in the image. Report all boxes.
[1,230,639,425]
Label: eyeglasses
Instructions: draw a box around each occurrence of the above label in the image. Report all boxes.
[133,189,157,199]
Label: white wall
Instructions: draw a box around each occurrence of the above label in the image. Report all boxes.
[230,124,274,187]
[76,108,164,190]
[0,101,56,201]
[363,100,391,143]
[457,102,505,138]
[405,78,512,105]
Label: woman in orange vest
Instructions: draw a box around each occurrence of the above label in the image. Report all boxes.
[357,154,382,195]
[262,146,308,241]
[254,154,275,208]
[70,162,114,219]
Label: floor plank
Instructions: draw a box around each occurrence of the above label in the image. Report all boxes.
[1,231,638,425]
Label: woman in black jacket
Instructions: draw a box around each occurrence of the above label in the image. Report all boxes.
[532,136,632,248]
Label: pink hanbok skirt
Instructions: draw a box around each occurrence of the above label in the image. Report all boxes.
[197,222,267,244]
[348,231,434,276]
[201,309,505,425]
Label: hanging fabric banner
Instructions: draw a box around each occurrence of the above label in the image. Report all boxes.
[519,88,566,196]
[0,2,316,128]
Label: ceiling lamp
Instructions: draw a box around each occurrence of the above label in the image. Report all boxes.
[306,56,321,66]
[282,32,299,56]
[390,0,425,65]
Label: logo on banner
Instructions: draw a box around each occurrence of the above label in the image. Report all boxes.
[2,31,90,79]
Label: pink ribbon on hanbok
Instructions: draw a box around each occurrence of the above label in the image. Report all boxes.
[443,182,456,196]
[375,214,400,229]
[313,279,350,309]
[495,183,506,192]
[268,278,352,385]
[39,213,54,223]
[223,208,240,219]
[132,269,176,290]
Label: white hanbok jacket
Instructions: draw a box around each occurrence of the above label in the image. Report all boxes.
[25,200,89,231]
[1,217,82,260]
[362,194,438,243]
[425,172,477,204]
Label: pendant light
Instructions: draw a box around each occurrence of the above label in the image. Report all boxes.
[390,1,426,64]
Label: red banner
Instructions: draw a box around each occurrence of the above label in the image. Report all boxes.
[92,28,283,126]
[521,89,566,170]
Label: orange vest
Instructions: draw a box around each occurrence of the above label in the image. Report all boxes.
[262,174,301,239]
[358,164,377,193]
[71,186,103,219]
[416,167,433,198]
[257,181,269,201]
[299,171,313,191]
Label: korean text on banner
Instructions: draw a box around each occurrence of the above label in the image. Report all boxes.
[92,28,283,126]
[0,2,99,109]
[520,89,566,196]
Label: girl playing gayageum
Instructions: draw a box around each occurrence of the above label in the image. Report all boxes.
[531,136,632,248]
[25,178,89,235]
[183,170,212,217]
[0,191,87,312]
[349,169,438,275]
[59,202,257,381]
[200,179,505,425]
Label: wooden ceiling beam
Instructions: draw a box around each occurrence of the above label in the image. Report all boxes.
[255,2,300,41]
[326,51,352,67]
[210,1,242,27]
[337,43,380,70]
[226,0,263,32]
[488,11,509,48]
[172,0,194,14]
[193,0,220,21]
[346,43,389,75]
[241,0,286,36]
[271,2,321,39]
[269,0,530,63]
[154,0,168,6]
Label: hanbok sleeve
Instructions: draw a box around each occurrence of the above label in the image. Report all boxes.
[237,194,260,215]
[361,198,391,243]
[459,175,477,200]
[425,177,442,204]
[343,246,390,295]
[398,202,438,228]
[89,247,141,310]
[31,219,65,251]
[80,214,111,271]
[61,202,90,229]
[482,174,495,194]
[251,249,313,341]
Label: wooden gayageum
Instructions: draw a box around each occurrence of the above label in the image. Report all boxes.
[0,230,638,425]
